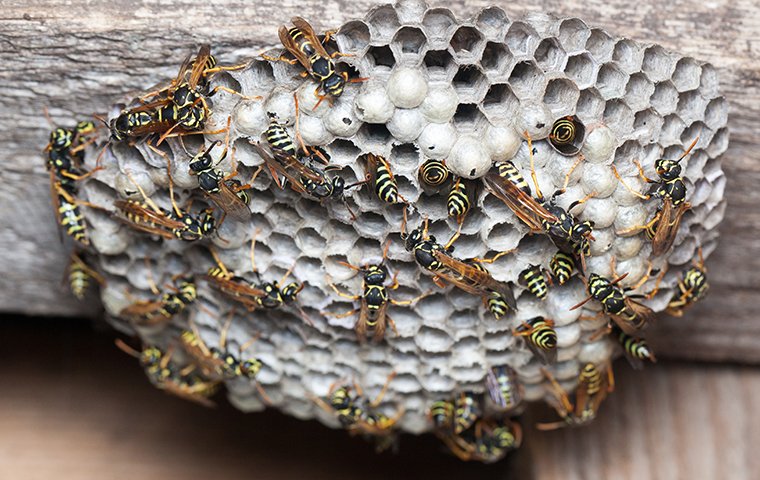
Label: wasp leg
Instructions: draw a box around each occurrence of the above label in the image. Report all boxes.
[208,85,262,101]
[260,53,299,65]
[612,164,650,200]
[328,282,361,302]
[368,371,397,408]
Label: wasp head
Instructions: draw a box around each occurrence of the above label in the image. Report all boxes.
[655,158,681,180]
[364,264,388,285]
[281,282,303,303]
[239,358,263,379]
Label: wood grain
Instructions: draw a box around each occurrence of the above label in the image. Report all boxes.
[1,317,758,479]
[0,0,758,361]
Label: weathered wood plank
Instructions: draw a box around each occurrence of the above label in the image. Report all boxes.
[0,0,758,361]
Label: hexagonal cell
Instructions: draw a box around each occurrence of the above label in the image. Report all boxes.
[576,88,606,121]
[671,57,702,92]
[450,25,486,59]
[423,49,456,80]
[699,64,720,98]
[452,103,487,132]
[451,65,489,103]
[642,45,677,82]
[422,8,458,48]
[676,90,709,125]
[535,38,567,72]
[633,108,664,139]
[704,97,728,131]
[355,122,393,148]
[391,26,428,59]
[476,7,511,41]
[650,81,679,116]
[660,114,687,146]
[479,41,513,77]
[564,53,597,90]
[481,83,520,119]
[505,22,539,57]
[336,20,370,55]
[706,126,729,159]
[543,78,580,116]
[366,45,396,71]
[596,63,627,99]
[612,38,644,74]
[558,18,591,53]
[508,60,545,99]
[624,73,655,112]
[603,99,634,135]
[681,121,709,148]
[585,29,614,63]
[365,4,401,43]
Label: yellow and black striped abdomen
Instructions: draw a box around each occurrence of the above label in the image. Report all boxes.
[528,318,556,351]
[549,251,575,285]
[447,179,470,220]
[419,158,449,187]
[265,118,297,157]
[58,197,88,244]
[550,117,576,145]
[497,161,531,195]
[579,363,603,396]
[684,267,708,300]
[69,265,90,300]
[519,266,548,299]
[374,161,399,203]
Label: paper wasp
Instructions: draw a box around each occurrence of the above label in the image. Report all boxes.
[116,339,219,407]
[485,365,523,413]
[514,316,557,365]
[439,418,522,463]
[537,362,614,430]
[179,313,271,402]
[311,372,404,438]
[613,138,698,256]
[349,153,405,205]
[666,247,709,316]
[483,133,595,270]
[265,17,364,108]
[204,235,311,324]
[327,241,427,342]
[401,217,517,312]
[188,121,258,222]
[120,272,197,326]
[570,264,657,335]
[114,164,216,241]
[66,251,105,300]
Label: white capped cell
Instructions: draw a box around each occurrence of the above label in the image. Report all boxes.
[387,67,429,108]
[447,134,493,179]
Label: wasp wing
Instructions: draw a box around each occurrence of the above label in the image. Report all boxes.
[207,182,252,222]
[291,16,332,59]
[651,199,690,256]
[278,24,313,74]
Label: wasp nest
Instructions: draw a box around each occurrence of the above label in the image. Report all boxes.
[72,0,726,459]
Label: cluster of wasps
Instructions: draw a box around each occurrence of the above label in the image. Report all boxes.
[44,14,711,462]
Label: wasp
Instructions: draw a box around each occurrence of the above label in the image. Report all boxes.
[485,134,595,270]
[667,247,709,316]
[350,153,404,205]
[513,316,557,365]
[518,265,551,300]
[115,164,216,241]
[537,362,614,430]
[419,158,450,187]
[440,418,522,463]
[453,391,482,434]
[613,138,698,256]
[327,242,426,342]
[402,217,517,312]
[429,400,455,430]
[266,17,363,107]
[549,251,576,286]
[179,313,271,402]
[50,180,90,245]
[571,270,656,335]
[188,122,258,222]
[115,339,219,407]
[120,274,197,326]
[66,252,105,300]
[612,325,657,370]
[206,236,311,323]
[447,177,471,225]
[485,365,523,413]
[47,119,98,163]
[311,372,404,437]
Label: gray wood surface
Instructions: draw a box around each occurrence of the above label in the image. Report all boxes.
[1,0,758,361]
